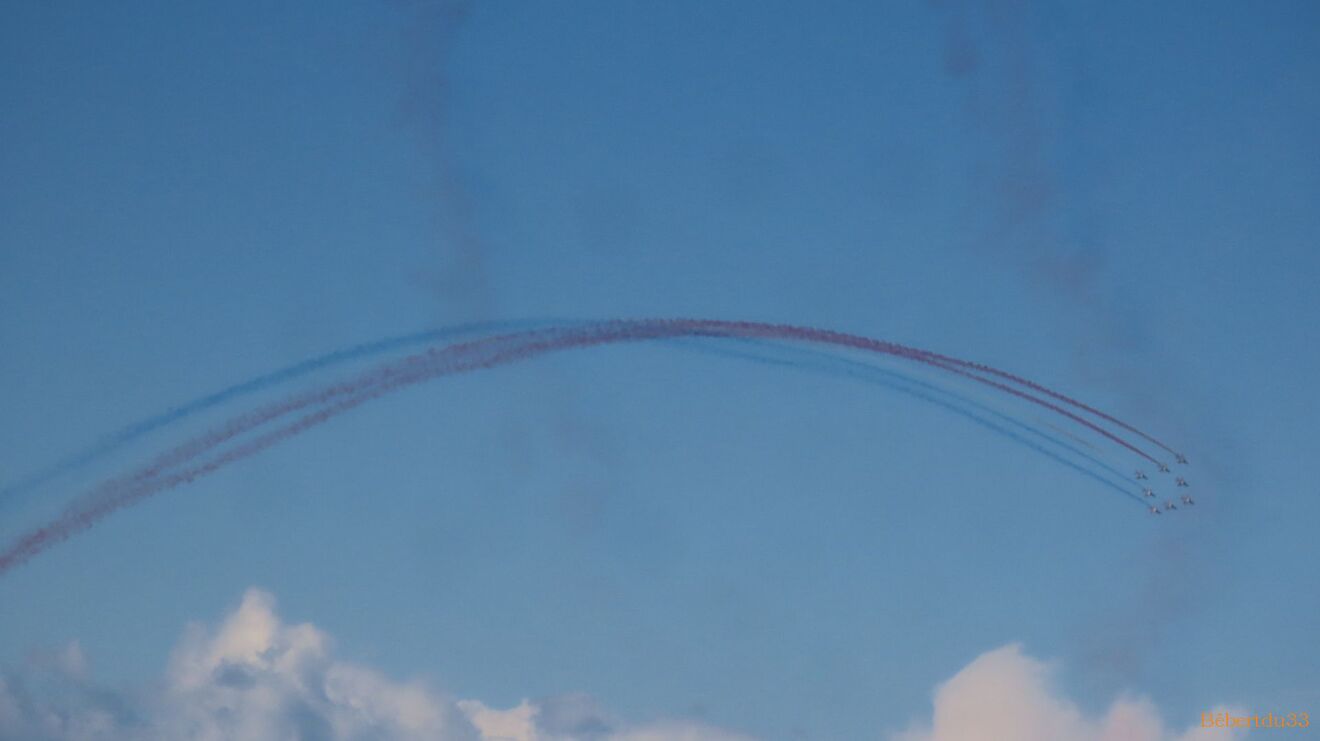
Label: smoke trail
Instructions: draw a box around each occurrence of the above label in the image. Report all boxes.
[929,3,1181,461]
[1,319,1175,575]
[136,317,1165,470]
[3,334,1147,574]
[913,349,1181,457]
[2,328,623,573]
[675,320,1164,464]
[392,0,496,321]
[70,317,1163,498]
[68,328,556,507]
[0,320,580,511]
[2,317,1170,514]
[678,337,1142,502]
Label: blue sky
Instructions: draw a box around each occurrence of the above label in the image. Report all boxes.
[1,2,1318,739]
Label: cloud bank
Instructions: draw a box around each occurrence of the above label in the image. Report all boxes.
[1,591,1243,740]
[0,589,748,741]
[893,644,1246,741]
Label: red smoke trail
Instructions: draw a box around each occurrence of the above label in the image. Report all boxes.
[82,329,557,501]
[909,351,1180,457]
[657,320,1162,463]
[1,326,657,574]
[95,319,1162,498]
[0,319,1169,575]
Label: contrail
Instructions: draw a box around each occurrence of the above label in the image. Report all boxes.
[1,319,1175,575]
[914,350,1182,458]
[698,320,1164,464]
[1,335,532,573]
[2,318,1170,511]
[50,328,559,509]
[0,319,574,510]
[683,337,1143,501]
[128,318,1166,471]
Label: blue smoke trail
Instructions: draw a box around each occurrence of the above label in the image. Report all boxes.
[672,336,1144,505]
[0,319,575,512]
[2,318,1142,514]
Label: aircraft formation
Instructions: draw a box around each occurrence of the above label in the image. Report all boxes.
[1,317,1200,576]
[1138,458,1196,516]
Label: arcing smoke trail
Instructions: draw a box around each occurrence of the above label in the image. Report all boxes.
[0,319,575,511]
[1,317,1170,512]
[0,319,1172,575]
[705,320,1163,464]
[914,351,1182,458]
[130,318,1166,472]
[0,333,536,573]
[82,328,550,500]
[3,335,1143,574]
[684,338,1143,502]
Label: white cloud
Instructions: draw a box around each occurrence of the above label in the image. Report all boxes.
[892,644,1249,741]
[0,588,752,741]
[606,724,757,741]
[455,692,756,741]
[1,588,478,741]
[0,596,1250,741]
[458,699,539,741]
